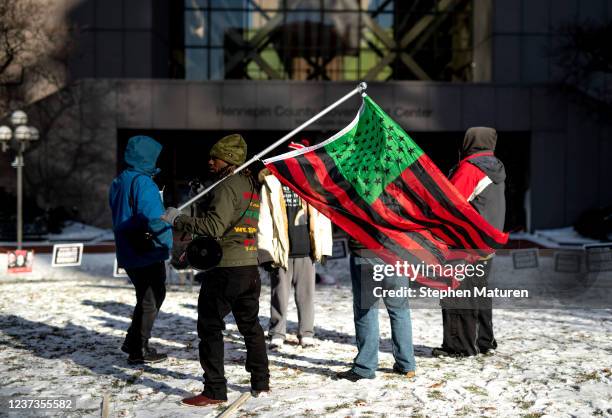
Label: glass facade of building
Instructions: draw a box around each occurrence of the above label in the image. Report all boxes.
[183,0,473,82]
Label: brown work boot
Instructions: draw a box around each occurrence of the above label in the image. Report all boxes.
[180,394,226,407]
[392,363,416,378]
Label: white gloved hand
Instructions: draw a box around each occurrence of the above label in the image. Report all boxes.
[161,207,181,225]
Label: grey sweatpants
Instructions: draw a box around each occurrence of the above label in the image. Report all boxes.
[269,256,315,339]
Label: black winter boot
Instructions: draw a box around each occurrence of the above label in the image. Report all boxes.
[127,341,168,365]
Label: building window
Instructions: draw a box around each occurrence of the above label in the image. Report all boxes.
[184,0,473,81]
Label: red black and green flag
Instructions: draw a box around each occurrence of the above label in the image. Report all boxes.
[263,96,508,288]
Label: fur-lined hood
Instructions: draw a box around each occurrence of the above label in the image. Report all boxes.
[258,168,272,183]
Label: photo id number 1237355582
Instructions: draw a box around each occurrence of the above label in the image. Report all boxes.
[3,397,77,411]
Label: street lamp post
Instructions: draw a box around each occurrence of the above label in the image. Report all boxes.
[0,111,39,250]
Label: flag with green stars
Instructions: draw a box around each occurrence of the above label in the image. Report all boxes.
[264,95,508,289]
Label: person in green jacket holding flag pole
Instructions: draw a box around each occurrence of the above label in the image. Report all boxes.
[162,134,270,407]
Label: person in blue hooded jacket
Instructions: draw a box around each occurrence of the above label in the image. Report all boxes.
[109,135,173,364]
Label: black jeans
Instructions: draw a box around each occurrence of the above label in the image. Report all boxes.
[198,266,270,400]
[440,260,497,356]
[124,261,167,352]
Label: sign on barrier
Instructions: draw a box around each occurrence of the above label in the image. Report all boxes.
[511,249,539,269]
[553,251,582,273]
[329,238,348,260]
[7,250,34,273]
[51,243,84,267]
[584,243,612,272]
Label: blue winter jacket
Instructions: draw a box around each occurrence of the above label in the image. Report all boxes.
[109,136,173,269]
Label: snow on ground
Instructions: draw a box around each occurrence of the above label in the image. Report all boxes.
[0,222,115,247]
[0,257,611,418]
[510,228,602,249]
[46,222,115,243]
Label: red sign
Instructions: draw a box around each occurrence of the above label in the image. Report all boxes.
[7,250,34,273]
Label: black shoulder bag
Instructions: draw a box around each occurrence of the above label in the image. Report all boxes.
[180,178,256,271]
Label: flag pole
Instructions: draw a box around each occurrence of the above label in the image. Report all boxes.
[177,82,367,211]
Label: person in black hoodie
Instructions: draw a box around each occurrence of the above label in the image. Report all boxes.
[433,127,506,357]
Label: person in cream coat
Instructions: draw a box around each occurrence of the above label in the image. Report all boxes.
[258,141,333,348]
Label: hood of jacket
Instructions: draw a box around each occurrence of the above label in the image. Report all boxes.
[461,127,497,157]
[469,155,506,184]
[124,135,162,176]
[258,168,272,183]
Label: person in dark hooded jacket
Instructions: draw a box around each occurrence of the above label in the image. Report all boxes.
[449,127,506,231]
[433,127,506,357]
[109,135,173,364]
